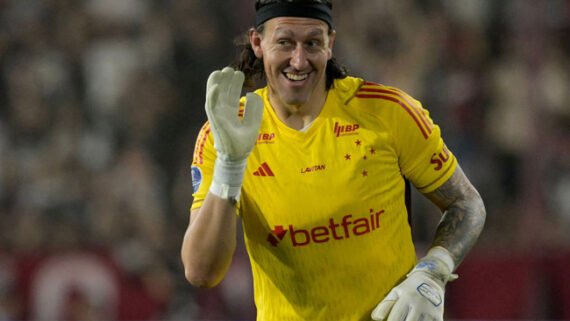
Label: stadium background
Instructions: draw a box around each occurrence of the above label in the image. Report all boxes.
[0,0,568,319]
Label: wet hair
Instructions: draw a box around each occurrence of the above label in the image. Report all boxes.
[230,0,347,89]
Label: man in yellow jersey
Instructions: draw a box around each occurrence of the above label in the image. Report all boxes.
[181,1,486,320]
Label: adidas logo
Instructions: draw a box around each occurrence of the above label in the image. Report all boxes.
[253,162,274,177]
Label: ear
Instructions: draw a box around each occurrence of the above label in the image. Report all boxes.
[249,28,264,59]
[327,30,336,60]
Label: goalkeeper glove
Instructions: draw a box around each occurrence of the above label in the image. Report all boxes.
[371,247,458,321]
[205,67,264,200]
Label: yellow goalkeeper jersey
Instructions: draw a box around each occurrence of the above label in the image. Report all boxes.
[191,76,457,320]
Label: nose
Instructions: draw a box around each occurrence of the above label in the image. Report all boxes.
[289,45,309,71]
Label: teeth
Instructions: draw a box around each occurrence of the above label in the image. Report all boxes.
[286,73,308,81]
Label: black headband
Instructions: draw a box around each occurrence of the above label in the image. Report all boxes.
[255,3,333,29]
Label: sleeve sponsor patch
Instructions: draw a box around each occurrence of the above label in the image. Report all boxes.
[191,166,203,194]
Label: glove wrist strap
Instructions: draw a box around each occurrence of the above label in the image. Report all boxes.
[210,156,247,200]
[412,247,458,284]
[426,246,456,273]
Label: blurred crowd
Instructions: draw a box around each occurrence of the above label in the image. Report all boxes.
[0,0,568,320]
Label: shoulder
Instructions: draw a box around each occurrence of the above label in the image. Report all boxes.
[331,76,364,102]
[353,81,421,113]
[336,77,424,120]
[338,78,435,139]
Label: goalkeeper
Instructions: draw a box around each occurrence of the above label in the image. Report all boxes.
[181,0,486,320]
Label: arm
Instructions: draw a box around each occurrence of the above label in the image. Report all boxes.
[372,165,485,321]
[424,164,486,267]
[181,196,238,288]
[181,67,263,288]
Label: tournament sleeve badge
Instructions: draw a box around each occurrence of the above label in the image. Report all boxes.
[191,166,203,194]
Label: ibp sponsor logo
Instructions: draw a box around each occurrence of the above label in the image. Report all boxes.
[257,132,275,144]
[267,210,385,247]
[334,122,360,137]
[430,144,451,171]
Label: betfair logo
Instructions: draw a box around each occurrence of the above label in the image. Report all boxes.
[334,122,360,137]
[267,210,385,247]
[267,226,287,246]
[253,162,275,177]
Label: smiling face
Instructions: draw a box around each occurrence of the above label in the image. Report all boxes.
[250,17,335,111]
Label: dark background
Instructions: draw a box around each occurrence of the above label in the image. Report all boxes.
[0,0,569,319]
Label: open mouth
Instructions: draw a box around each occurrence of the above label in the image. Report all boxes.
[284,72,309,82]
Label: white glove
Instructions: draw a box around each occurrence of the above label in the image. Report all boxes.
[205,67,264,200]
[371,247,457,321]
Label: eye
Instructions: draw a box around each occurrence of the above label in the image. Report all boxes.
[277,39,292,46]
[306,39,324,50]
[307,40,320,47]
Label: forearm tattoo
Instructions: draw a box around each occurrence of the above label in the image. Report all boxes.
[427,166,486,266]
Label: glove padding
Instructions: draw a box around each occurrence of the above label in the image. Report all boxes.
[371,249,457,321]
[205,67,263,161]
[205,67,263,199]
